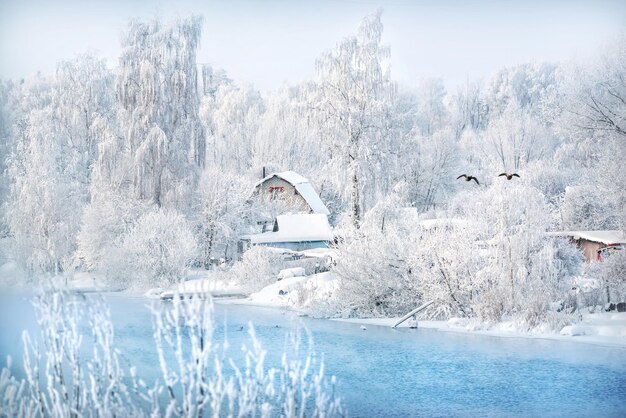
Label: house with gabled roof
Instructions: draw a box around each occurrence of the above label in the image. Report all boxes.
[251,170,330,215]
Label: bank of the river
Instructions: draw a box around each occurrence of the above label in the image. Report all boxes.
[217,296,626,349]
[332,313,626,349]
[154,269,626,350]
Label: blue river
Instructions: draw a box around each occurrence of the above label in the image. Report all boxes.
[1,292,625,417]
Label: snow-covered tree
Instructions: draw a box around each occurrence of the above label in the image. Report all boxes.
[5,77,60,273]
[405,128,459,211]
[119,208,197,287]
[202,84,264,171]
[415,78,448,136]
[4,55,114,275]
[117,16,204,208]
[487,105,551,171]
[449,80,487,138]
[555,38,626,229]
[447,182,579,326]
[76,186,150,274]
[313,11,396,226]
[0,81,16,242]
[253,84,321,178]
[484,63,558,119]
[194,167,249,267]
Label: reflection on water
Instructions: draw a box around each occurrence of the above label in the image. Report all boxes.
[1,292,625,417]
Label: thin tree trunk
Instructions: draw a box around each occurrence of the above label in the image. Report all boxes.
[352,167,360,227]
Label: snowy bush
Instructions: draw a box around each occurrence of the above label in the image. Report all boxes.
[0,289,344,417]
[408,221,485,320]
[228,247,287,293]
[119,208,198,288]
[151,294,343,417]
[333,192,422,317]
[76,186,151,276]
[8,289,141,417]
[330,178,582,331]
[445,183,580,327]
[0,357,31,417]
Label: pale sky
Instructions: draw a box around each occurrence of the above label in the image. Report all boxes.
[1,0,625,91]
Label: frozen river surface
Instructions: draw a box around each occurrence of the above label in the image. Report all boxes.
[1,293,626,417]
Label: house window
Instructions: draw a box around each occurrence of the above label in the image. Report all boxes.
[269,186,284,199]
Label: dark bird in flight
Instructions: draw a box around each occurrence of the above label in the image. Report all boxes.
[498,173,520,180]
[456,174,480,185]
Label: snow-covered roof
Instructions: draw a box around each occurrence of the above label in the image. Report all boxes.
[548,230,626,245]
[293,182,329,214]
[243,213,334,244]
[255,171,330,215]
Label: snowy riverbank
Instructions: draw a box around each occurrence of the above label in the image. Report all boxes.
[332,313,626,349]
[139,267,626,349]
[231,291,626,349]
[7,263,624,349]
[199,271,626,349]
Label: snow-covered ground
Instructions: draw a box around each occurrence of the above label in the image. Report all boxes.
[155,268,245,299]
[333,312,626,348]
[247,271,337,309]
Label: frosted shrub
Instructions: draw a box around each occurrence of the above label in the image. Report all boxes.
[514,239,580,329]
[16,288,140,417]
[76,186,150,275]
[408,222,485,319]
[229,247,286,293]
[473,286,507,324]
[333,198,421,318]
[334,225,419,317]
[0,357,33,417]
[151,294,343,417]
[120,208,198,288]
[448,183,580,326]
[0,289,343,417]
[516,280,552,329]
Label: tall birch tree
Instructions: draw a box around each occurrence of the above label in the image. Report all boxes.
[314,11,396,226]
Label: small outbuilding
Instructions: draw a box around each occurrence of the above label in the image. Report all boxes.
[240,213,334,252]
[549,230,626,262]
[251,171,330,215]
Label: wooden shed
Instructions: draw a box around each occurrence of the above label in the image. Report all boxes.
[550,230,626,262]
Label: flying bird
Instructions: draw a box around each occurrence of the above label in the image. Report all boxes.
[456,174,480,185]
[498,173,520,180]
